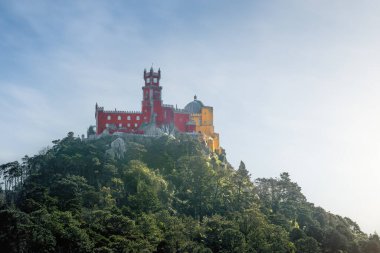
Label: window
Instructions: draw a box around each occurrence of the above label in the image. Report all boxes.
[146,78,150,83]
[107,115,111,120]
[106,123,109,127]
[118,116,121,120]
[119,123,122,127]
[136,116,140,120]
[153,77,157,83]
[134,123,138,127]
[127,116,131,120]
[127,123,130,127]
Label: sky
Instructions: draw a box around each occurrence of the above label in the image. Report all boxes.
[1,0,380,233]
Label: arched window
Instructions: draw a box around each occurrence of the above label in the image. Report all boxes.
[136,116,140,120]
[134,123,138,127]
[107,115,111,120]
[127,123,130,127]
[118,116,121,120]
[127,116,131,120]
[119,123,122,127]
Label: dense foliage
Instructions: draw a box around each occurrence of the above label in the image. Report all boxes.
[0,132,379,252]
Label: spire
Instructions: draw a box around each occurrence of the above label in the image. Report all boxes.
[194,95,197,100]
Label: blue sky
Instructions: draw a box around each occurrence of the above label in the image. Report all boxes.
[1,0,380,233]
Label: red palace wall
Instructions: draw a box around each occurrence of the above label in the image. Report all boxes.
[97,108,193,134]
[153,101,164,126]
[186,124,196,132]
[162,106,174,125]
[174,112,190,132]
[96,110,143,134]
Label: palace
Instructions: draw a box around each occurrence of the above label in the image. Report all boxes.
[95,68,220,153]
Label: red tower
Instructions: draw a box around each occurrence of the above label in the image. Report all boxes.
[141,67,174,127]
[142,67,162,124]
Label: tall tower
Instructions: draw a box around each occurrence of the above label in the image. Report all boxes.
[141,67,163,125]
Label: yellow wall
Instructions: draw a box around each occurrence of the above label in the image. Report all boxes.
[190,106,220,153]
[201,107,213,126]
[192,114,201,126]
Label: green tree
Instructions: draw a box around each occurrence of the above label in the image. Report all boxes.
[294,237,320,253]
[220,228,246,253]
[0,133,375,253]
[232,161,256,211]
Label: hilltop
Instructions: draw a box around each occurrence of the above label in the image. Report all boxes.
[0,132,379,253]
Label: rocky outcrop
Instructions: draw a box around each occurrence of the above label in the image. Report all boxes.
[106,137,127,159]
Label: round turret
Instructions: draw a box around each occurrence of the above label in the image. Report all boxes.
[184,95,204,114]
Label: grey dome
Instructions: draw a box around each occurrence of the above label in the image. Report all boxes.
[184,96,204,114]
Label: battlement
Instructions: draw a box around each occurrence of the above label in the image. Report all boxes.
[100,110,141,114]
[174,109,190,113]
[144,67,161,81]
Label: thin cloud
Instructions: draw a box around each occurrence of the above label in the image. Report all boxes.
[1,0,380,233]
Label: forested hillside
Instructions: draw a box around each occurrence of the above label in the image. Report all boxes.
[0,132,379,253]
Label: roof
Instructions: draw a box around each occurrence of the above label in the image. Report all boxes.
[184,95,204,114]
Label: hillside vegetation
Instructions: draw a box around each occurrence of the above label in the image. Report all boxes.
[0,132,379,253]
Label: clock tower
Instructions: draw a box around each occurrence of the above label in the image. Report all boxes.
[141,67,163,125]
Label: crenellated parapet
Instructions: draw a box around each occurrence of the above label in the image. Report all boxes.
[101,110,141,114]
[174,108,190,113]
